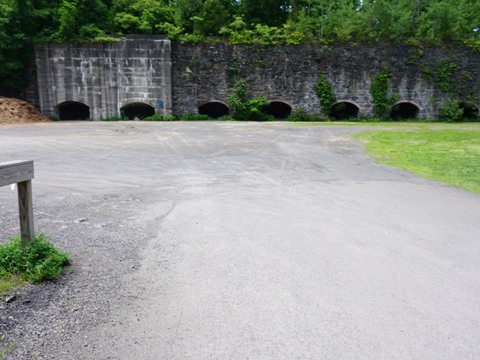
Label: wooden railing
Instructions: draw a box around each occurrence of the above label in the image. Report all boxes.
[0,160,35,245]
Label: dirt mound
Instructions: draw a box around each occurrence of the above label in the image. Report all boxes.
[0,97,50,124]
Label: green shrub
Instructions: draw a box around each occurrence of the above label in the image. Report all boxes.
[219,16,304,45]
[143,114,176,121]
[288,107,322,122]
[90,36,121,43]
[227,81,247,114]
[220,17,264,45]
[79,24,105,40]
[288,107,309,121]
[315,75,336,116]
[222,22,255,45]
[243,97,274,121]
[460,103,480,121]
[179,113,211,120]
[227,81,273,121]
[0,233,69,283]
[179,33,205,44]
[253,24,285,46]
[439,99,463,122]
[49,115,60,121]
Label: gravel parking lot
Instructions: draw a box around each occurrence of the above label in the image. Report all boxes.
[1,121,480,359]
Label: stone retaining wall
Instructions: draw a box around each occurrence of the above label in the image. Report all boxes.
[35,40,480,119]
[173,43,480,118]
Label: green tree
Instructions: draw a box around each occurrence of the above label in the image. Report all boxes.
[416,0,477,44]
[109,0,174,34]
[31,0,62,39]
[55,0,79,41]
[196,0,232,35]
[290,0,362,42]
[2,0,480,97]
[174,0,203,33]
[239,0,290,27]
[0,0,35,91]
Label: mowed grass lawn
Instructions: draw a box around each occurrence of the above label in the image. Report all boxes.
[355,126,480,194]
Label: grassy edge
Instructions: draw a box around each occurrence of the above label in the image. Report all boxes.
[0,274,26,294]
[289,121,480,129]
[353,128,480,194]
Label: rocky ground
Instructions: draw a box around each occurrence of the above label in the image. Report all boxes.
[0,122,166,358]
[0,97,50,124]
[0,181,160,359]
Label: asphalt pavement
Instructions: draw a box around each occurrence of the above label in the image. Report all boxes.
[1,121,479,359]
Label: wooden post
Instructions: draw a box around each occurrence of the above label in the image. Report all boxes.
[0,160,35,245]
[18,180,34,246]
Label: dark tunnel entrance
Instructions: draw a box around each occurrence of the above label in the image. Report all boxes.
[121,103,155,120]
[198,101,229,118]
[263,101,292,119]
[57,101,90,120]
[459,102,479,120]
[390,102,419,120]
[330,102,359,120]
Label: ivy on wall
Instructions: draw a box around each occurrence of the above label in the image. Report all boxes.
[315,75,336,116]
[416,51,479,113]
[370,67,392,118]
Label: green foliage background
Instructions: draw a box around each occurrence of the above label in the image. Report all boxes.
[0,0,479,92]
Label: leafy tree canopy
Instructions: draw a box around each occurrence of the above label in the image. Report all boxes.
[1,0,479,91]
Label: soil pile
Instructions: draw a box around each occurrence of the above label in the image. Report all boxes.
[0,97,50,124]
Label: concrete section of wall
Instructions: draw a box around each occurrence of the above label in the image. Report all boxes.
[35,39,172,120]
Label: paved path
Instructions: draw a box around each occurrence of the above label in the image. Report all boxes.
[1,122,479,359]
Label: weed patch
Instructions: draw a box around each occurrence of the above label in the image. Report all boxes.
[0,233,69,293]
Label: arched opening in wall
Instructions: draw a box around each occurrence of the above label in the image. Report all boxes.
[330,101,359,120]
[263,101,292,119]
[198,101,229,118]
[390,102,420,120]
[121,103,155,120]
[57,101,90,120]
[459,102,479,120]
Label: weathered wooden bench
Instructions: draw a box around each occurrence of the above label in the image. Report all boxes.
[0,160,35,245]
